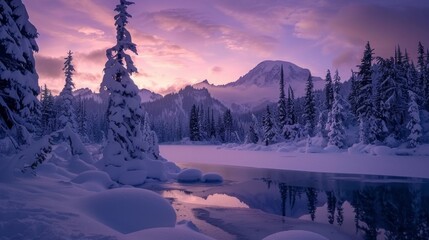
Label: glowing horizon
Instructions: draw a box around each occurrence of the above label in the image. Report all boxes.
[24,0,429,96]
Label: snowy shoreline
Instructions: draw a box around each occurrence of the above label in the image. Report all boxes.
[160,144,429,179]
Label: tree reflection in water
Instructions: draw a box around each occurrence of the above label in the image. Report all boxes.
[262,179,429,240]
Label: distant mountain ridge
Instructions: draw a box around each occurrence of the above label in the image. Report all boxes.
[73,88,161,104]
[193,60,324,112]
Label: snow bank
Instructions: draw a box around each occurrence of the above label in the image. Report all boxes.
[201,172,223,183]
[262,230,329,240]
[161,145,429,179]
[71,170,116,191]
[126,227,215,240]
[78,188,176,233]
[177,168,203,183]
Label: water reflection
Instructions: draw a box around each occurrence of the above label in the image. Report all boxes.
[175,163,429,240]
[265,179,429,240]
[163,190,249,208]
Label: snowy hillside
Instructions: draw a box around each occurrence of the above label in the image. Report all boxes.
[193,60,324,112]
[138,88,162,103]
[144,86,228,142]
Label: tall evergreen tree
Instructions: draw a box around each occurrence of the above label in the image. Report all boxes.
[286,85,296,125]
[357,42,374,144]
[57,50,77,130]
[75,98,88,142]
[223,109,233,142]
[0,0,40,147]
[327,70,346,148]
[262,105,275,146]
[277,65,287,130]
[189,104,200,141]
[417,42,427,107]
[304,73,316,136]
[100,0,149,181]
[348,70,359,116]
[407,91,422,148]
[39,85,55,136]
[325,69,334,110]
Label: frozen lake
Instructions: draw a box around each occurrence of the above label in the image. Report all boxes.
[154,145,429,240]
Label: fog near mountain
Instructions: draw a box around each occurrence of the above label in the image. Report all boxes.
[193,60,324,112]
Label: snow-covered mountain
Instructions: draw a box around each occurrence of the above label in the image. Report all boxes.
[138,89,162,103]
[73,88,102,103]
[143,86,228,142]
[193,60,324,112]
[73,88,161,104]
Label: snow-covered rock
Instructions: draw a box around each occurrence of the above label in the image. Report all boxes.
[78,188,176,233]
[118,170,147,186]
[262,230,329,240]
[201,172,223,183]
[177,168,203,183]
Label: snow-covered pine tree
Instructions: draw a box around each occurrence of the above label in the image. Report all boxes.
[277,65,287,131]
[39,85,55,136]
[417,42,427,108]
[357,42,374,144]
[327,70,346,148]
[348,70,359,116]
[325,69,334,111]
[189,104,200,141]
[286,85,296,125]
[57,50,77,130]
[100,0,149,181]
[0,0,40,147]
[142,113,159,159]
[245,125,259,144]
[407,91,422,148]
[304,73,316,137]
[262,105,276,146]
[224,109,233,142]
[75,97,88,142]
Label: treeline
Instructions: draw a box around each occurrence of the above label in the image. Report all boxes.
[244,42,429,149]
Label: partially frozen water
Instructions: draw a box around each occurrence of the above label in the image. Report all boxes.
[145,163,429,240]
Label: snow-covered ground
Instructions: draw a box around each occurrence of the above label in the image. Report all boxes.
[160,144,429,179]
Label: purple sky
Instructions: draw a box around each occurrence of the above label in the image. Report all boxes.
[23,0,429,95]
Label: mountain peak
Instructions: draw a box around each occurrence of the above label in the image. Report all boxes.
[227,60,312,88]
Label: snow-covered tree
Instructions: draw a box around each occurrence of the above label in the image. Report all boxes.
[325,69,334,111]
[57,50,77,130]
[100,0,148,181]
[417,42,427,108]
[327,70,346,148]
[407,91,422,148]
[304,73,316,136]
[223,109,233,142]
[277,65,287,130]
[189,104,200,141]
[75,98,88,142]
[245,114,260,144]
[348,70,359,116]
[262,105,276,146]
[357,42,374,144]
[39,85,55,136]
[0,0,40,147]
[142,113,159,159]
[286,85,296,125]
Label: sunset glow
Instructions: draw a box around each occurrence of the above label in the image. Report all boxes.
[24,0,429,95]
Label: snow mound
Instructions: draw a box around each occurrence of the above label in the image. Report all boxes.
[323,145,340,153]
[201,172,223,183]
[79,188,176,233]
[71,170,116,191]
[127,227,215,240]
[118,170,147,186]
[177,168,202,183]
[262,230,329,240]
